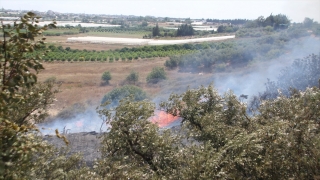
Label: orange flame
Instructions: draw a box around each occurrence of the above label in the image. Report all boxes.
[150,110,179,127]
[76,120,83,127]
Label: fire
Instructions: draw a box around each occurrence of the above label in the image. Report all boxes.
[76,120,83,127]
[150,110,179,127]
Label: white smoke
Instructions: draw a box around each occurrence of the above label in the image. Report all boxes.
[38,108,107,135]
[155,36,320,103]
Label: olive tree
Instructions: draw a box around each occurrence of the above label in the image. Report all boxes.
[146,67,167,84]
[125,70,139,85]
[101,71,112,84]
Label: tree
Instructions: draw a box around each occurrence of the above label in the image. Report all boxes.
[303,17,314,28]
[160,84,320,179]
[176,24,194,36]
[101,85,147,107]
[217,25,225,33]
[101,71,112,84]
[96,97,179,178]
[0,13,57,176]
[146,67,167,84]
[165,56,180,69]
[126,71,139,85]
[256,16,266,27]
[95,80,320,179]
[152,23,160,37]
[184,18,192,24]
[0,12,100,179]
[141,21,148,27]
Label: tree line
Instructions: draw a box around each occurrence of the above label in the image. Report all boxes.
[206,18,249,25]
[165,24,315,72]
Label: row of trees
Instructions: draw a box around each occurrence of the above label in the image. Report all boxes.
[100,67,166,108]
[245,14,290,29]
[29,45,198,62]
[206,18,249,25]
[151,23,196,38]
[101,67,166,86]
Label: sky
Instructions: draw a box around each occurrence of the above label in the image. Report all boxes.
[1,0,320,23]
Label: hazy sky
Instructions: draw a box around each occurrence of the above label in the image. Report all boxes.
[1,0,319,22]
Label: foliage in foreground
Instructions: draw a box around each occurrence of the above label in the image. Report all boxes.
[0,12,56,178]
[96,98,179,179]
[0,12,95,180]
[159,85,320,179]
[94,85,320,179]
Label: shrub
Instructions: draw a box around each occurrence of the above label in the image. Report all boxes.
[165,56,180,69]
[146,67,167,84]
[125,71,139,85]
[101,85,147,107]
[101,71,112,84]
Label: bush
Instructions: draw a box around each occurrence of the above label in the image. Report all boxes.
[146,67,167,84]
[165,56,180,69]
[101,85,147,107]
[101,71,112,84]
[126,71,139,85]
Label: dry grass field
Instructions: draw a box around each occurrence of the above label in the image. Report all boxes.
[39,34,234,117]
[38,57,176,115]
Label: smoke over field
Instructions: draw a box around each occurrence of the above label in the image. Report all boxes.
[156,37,320,101]
[38,108,106,135]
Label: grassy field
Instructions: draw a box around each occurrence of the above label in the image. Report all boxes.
[37,56,215,117]
[38,57,169,115]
